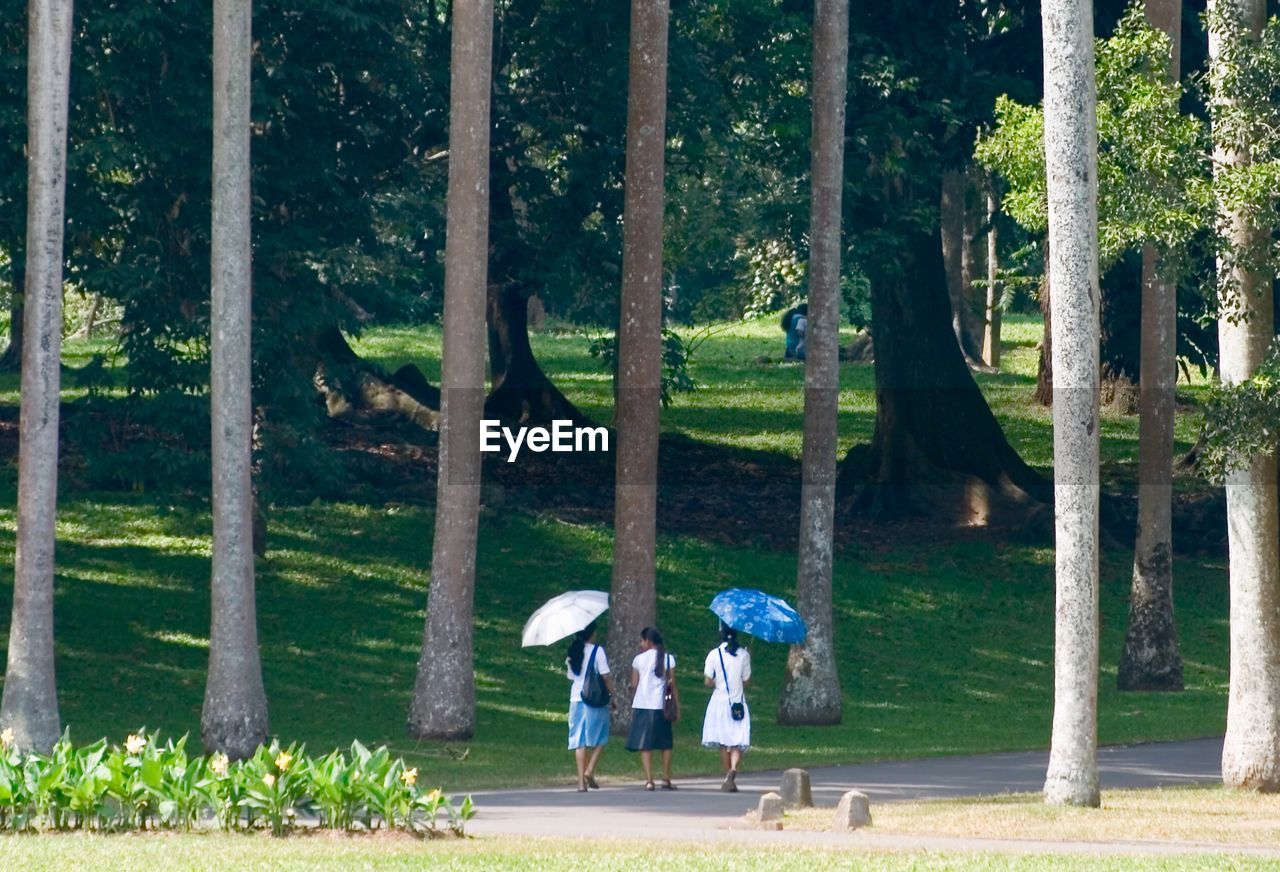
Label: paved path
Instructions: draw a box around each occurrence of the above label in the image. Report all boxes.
[467,737,1262,856]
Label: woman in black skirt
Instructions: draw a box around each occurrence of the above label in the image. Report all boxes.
[626,626,680,790]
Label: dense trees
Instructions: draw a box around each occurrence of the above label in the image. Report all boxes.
[202,0,269,760]
[0,0,75,754]
[1040,0,1102,808]
[777,0,847,728]
[407,0,496,742]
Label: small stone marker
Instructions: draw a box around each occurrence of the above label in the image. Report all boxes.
[780,768,812,808]
[757,791,784,830]
[832,790,872,830]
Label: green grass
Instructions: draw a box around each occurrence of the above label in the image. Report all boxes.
[0,833,1270,871]
[0,316,1228,793]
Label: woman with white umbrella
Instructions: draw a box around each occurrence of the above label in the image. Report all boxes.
[522,590,613,793]
[566,620,611,791]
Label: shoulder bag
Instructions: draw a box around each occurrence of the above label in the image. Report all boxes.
[662,654,680,722]
[718,647,746,721]
[580,645,611,708]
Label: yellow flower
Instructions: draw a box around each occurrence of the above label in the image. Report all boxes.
[125,734,147,755]
[426,789,442,803]
[0,727,14,748]
[400,767,418,787]
[263,773,276,788]
[275,751,293,772]
[209,753,229,777]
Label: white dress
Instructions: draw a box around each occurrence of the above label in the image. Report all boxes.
[702,643,751,749]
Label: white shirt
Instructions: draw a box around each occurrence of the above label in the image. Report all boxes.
[630,648,675,710]
[704,644,751,701]
[567,643,610,702]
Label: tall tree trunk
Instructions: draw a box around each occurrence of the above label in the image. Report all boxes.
[0,258,24,373]
[71,292,102,340]
[607,0,669,731]
[941,169,981,364]
[203,0,269,760]
[982,183,1002,367]
[1034,243,1054,405]
[1210,0,1280,792]
[1041,0,1101,808]
[0,0,73,754]
[1118,0,1183,693]
[777,0,847,727]
[407,0,494,741]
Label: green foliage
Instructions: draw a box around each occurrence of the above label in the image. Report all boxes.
[0,731,472,836]
[587,325,720,408]
[1200,341,1280,483]
[976,5,1212,272]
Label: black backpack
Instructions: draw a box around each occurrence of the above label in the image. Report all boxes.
[580,646,611,708]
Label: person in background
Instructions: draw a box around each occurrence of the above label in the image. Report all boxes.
[626,626,679,790]
[702,622,751,792]
[566,621,611,792]
[782,303,809,360]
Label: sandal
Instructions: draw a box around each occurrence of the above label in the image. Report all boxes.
[585,773,599,790]
[644,780,655,791]
[661,780,678,790]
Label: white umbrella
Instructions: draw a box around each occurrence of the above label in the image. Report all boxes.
[521,590,610,647]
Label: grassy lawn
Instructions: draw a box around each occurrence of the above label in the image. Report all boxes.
[784,786,1280,845]
[0,315,1228,794]
[0,833,1271,871]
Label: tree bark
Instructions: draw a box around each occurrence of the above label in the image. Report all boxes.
[982,184,1002,367]
[1034,243,1054,405]
[607,0,669,731]
[202,0,269,760]
[485,282,590,426]
[941,169,982,364]
[1210,0,1280,792]
[0,0,73,754]
[0,260,24,373]
[315,326,441,430]
[1041,0,1101,808]
[837,226,1051,526]
[407,0,494,741]
[1118,0,1183,693]
[777,0,847,728]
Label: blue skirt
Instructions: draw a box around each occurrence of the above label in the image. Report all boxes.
[568,701,610,749]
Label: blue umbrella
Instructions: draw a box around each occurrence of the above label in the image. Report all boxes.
[709,588,807,644]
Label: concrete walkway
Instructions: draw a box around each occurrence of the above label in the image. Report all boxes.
[467,737,1264,856]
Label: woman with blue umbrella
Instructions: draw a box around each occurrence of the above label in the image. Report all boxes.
[702,588,807,792]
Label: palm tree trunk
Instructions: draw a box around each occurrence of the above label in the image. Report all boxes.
[607,0,669,731]
[1118,0,1184,695]
[777,0,847,727]
[407,0,494,741]
[1040,0,1101,808]
[202,0,268,759]
[0,0,74,754]
[1209,0,1280,792]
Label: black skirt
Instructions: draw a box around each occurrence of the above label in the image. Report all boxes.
[626,708,673,751]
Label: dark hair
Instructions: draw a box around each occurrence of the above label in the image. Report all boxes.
[640,626,666,677]
[780,303,809,333]
[720,622,739,656]
[567,620,597,676]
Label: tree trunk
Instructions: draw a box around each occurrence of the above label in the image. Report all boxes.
[1210,0,1280,792]
[407,0,494,741]
[1118,0,1183,694]
[71,292,102,340]
[1034,243,1054,405]
[0,0,73,754]
[982,184,1002,367]
[607,0,669,731]
[837,226,1051,526]
[777,0,847,728]
[1041,0,1101,808]
[315,326,441,430]
[941,169,981,364]
[0,260,24,373]
[202,0,269,760]
[485,282,590,426]
[962,177,986,359]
